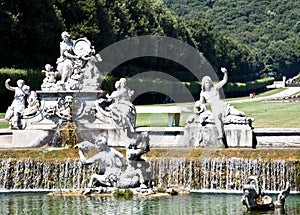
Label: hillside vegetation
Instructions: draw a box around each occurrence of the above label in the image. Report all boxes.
[164,0,300,80]
[0,0,262,82]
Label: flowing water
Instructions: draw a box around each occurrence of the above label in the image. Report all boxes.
[0,157,299,214]
[0,158,298,192]
[0,193,299,215]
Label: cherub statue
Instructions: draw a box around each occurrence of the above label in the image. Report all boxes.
[41,64,58,91]
[24,91,40,116]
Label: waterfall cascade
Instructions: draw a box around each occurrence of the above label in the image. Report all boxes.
[0,159,102,190]
[150,157,298,192]
[0,158,298,192]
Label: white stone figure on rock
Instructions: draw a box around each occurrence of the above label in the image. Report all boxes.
[5,79,30,129]
[76,133,151,192]
[93,78,136,133]
[198,67,229,147]
[189,67,253,148]
[106,78,136,133]
[41,31,102,91]
[56,31,79,85]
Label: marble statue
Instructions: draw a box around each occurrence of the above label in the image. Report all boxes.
[76,132,151,192]
[41,64,58,91]
[56,31,79,85]
[186,67,254,147]
[199,67,229,147]
[24,91,40,116]
[94,78,136,133]
[5,79,31,129]
[43,95,83,124]
[40,31,102,91]
[241,176,290,212]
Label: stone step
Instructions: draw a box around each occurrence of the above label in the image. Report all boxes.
[0,129,13,148]
[0,127,299,148]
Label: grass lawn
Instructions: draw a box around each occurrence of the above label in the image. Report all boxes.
[136,101,300,128]
[0,121,8,129]
[232,101,300,128]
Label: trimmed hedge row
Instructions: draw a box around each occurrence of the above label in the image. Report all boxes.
[0,68,274,110]
[223,77,275,95]
[127,77,274,97]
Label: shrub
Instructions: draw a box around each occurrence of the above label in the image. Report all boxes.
[113,189,134,199]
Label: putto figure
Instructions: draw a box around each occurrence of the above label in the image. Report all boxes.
[41,64,58,91]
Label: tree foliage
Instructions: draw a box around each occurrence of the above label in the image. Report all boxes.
[0,0,262,82]
[164,0,300,79]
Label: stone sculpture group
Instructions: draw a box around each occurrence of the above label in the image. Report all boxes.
[3,32,267,197]
[76,131,152,194]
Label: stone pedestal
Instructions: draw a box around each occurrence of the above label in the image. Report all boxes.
[12,129,55,148]
[10,90,132,147]
[186,123,255,148]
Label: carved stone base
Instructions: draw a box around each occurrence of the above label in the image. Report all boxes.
[186,124,256,148]
[12,129,55,148]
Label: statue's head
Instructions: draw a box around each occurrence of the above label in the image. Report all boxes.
[45,64,53,71]
[61,31,70,41]
[119,78,127,88]
[95,136,108,151]
[115,80,120,89]
[17,79,25,88]
[64,96,73,107]
[201,76,213,91]
[244,176,259,195]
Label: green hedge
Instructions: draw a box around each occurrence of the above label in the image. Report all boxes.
[128,77,274,95]
[125,77,275,101]
[223,77,275,94]
[0,68,274,111]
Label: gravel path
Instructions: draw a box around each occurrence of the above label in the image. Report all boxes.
[229,87,300,104]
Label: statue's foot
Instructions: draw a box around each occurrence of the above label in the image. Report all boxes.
[140,184,147,189]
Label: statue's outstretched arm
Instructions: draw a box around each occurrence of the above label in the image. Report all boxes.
[215,67,228,90]
[5,79,15,91]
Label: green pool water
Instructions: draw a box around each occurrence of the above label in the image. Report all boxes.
[0,193,299,215]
